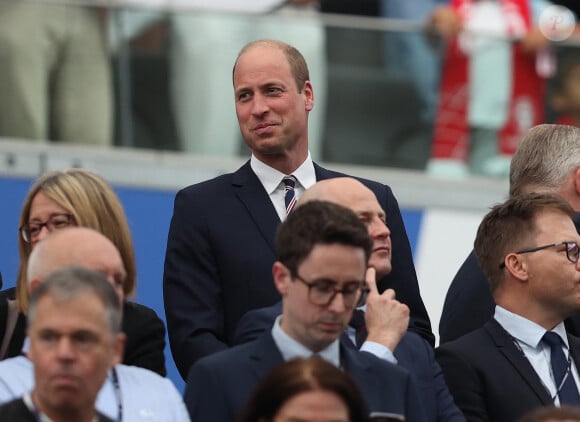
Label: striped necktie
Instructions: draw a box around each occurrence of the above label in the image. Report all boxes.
[283,175,297,216]
[542,331,580,405]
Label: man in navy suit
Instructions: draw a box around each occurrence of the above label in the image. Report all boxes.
[184,200,426,421]
[234,177,464,421]
[436,193,580,421]
[439,124,580,344]
[163,39,432,379]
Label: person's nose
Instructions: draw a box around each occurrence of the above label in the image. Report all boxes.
[35,225,51,242]
[250,94,269,116]
[327,291,347,313]
[55,338,76,361]
[369,217,390,239]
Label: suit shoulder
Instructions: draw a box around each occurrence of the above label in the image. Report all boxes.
[437,327,490,356]
[177,172,235,196]
[190,341,256,372]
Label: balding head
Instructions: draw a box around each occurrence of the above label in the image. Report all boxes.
[298,178,392,278]
[27,227,127,303]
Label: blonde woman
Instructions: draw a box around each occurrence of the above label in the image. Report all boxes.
[0,168,166,375]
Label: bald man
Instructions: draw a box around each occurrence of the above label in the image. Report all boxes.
[235,178,464,421]
[0,228,190,421]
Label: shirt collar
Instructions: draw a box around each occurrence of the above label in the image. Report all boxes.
[495,305,569,349]
[250,152,316,194]
[271,315,341,367]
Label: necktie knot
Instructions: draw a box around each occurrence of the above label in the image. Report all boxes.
[283,175,297,216]
[543,331,563,348]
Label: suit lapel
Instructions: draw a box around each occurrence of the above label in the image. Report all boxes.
[247,332,285,380]
[485,319,553,405]
[232,161,282,253]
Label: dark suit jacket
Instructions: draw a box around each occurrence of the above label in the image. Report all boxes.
[234,302,464,422]
[439,212,580,344]
[184,331,427,422]
[0,287,167,376]
[163,160,433,378]
[436,319,580,422]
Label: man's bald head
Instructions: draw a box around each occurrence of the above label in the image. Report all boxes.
[298,178,392,278]
[27,227,127,302]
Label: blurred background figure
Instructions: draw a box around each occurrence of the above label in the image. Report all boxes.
[427,0,550,178]
[551,47,580,127]
[0,3,112,145]
[239,356,370,422]
[170,1,326,159]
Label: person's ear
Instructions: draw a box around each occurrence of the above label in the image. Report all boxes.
[273,262,292,296]
[303,81,314,111]
[504,253,528,283]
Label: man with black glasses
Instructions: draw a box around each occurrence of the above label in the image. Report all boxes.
[183,201,425,422]
[436,193,580,421]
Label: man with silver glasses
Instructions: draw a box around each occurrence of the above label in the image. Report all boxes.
[436,193,580,421]
[183,201,425,422]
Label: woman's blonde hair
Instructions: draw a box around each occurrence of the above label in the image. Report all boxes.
[17,168,136,313]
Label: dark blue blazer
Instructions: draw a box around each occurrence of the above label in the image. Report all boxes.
[439,212,580,344]
[436,319,580,422]
[163,160,432,378]
[234,302,464,422]
[184,331,427,422]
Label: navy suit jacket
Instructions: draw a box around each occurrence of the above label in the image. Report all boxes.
[436,319,580,422]
[439,212,580,344]
[234,302,464,422]
[163,160,432,378]
[184,331,427,422]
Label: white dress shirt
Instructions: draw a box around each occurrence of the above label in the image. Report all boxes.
[250,152,317,221]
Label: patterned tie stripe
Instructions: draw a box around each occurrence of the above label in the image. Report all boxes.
[283,175,297,216]
[542,331,580,405]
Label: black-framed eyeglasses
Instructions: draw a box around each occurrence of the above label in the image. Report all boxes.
[19,213,75,243]
[499,241,580,269]
[293,274,369,308]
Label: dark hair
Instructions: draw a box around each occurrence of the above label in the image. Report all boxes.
[474,193,575,292]
[275,201,372,276]
[28,266,122,335]
[518,405,580,422]
[239,356,369,422]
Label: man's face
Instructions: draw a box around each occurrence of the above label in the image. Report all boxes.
[275,243,367,352]
[331,185,391,278]
[233,45,313,162]
[523,211,580,319]
[28,292,123,416]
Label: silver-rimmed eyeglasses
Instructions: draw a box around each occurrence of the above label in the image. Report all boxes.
[19,213,75,243]
[499,241,580,269]
[293,274,369,308]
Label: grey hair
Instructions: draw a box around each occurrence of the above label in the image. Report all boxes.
[509,124,580,197]
[28,266,122,335]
